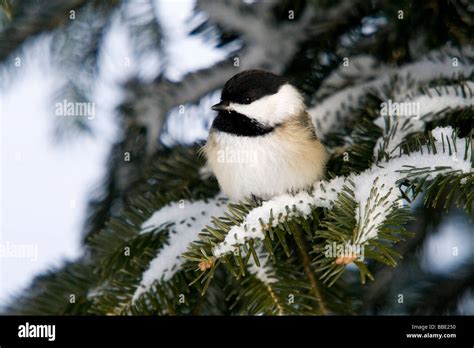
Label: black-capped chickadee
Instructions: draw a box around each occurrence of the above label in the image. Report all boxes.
[204,70,328,201]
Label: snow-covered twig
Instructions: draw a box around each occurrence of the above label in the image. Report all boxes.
[309,45,474,138]
[213,176,345,256]
[374,81,474,157]
[352,127,471,244]
[315,55,385,100]
[132,193,228,302]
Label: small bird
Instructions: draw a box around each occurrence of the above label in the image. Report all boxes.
[204,70,328,201]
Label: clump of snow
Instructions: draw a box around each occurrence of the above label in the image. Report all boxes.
[213,127,472,256]
[132,194,227,302]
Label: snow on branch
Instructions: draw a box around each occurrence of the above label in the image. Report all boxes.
[0,0,90,62]
[213,176,346,256]
[132,194,228,302]
[315,55,385,99]
[247,245,277,285]
[309,45,474,138]
[352,126,471,244]
[122,0,162,58]
[197,0,313,72]
[213,127,472,257]
[374,81,474,157]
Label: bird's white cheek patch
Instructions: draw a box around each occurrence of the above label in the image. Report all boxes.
[229,101,272,125]
[229,84,305,126]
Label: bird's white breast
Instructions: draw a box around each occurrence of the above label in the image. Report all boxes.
[205,127,327,201]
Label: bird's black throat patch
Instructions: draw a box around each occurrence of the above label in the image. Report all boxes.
[211,110,275,137]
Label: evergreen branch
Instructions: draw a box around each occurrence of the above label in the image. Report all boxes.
[225,243,352,315]
[121,0,163,64]
[3,259,97,315]
[87,228,175,315]
[131,194,228,302]
[85,146,217,253]
[80,148,223,315]
[50,1,118,142]
[374,81,474,159]
[0,0,90,62]
[226,266,288,315]
[184,199,353,314]
[410,264,474,315]
[191,127,471,291]
[309,44,474,138]
[87,192,226,314]
[292,225,328,315]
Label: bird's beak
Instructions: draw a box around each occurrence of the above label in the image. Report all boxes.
[211,101,230,111]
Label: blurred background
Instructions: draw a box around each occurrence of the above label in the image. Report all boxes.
[0,0,473,314]
[0,0,230,305]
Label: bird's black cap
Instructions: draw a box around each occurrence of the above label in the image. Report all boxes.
[218,70,288,106]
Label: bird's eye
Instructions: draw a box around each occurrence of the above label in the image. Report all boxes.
[244,97,251,104]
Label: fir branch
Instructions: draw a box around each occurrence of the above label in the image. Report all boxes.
[196,127,471,290]
[50,1,118,142]
[121,0,162,64]
[309,44,474,138]
[315,55,386,100]
[132,194,228,302]
[4,259,97,315]
[374,81,474,159]
[292,226,328,315]
[0,0,90,62]
[226,267,288,315]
